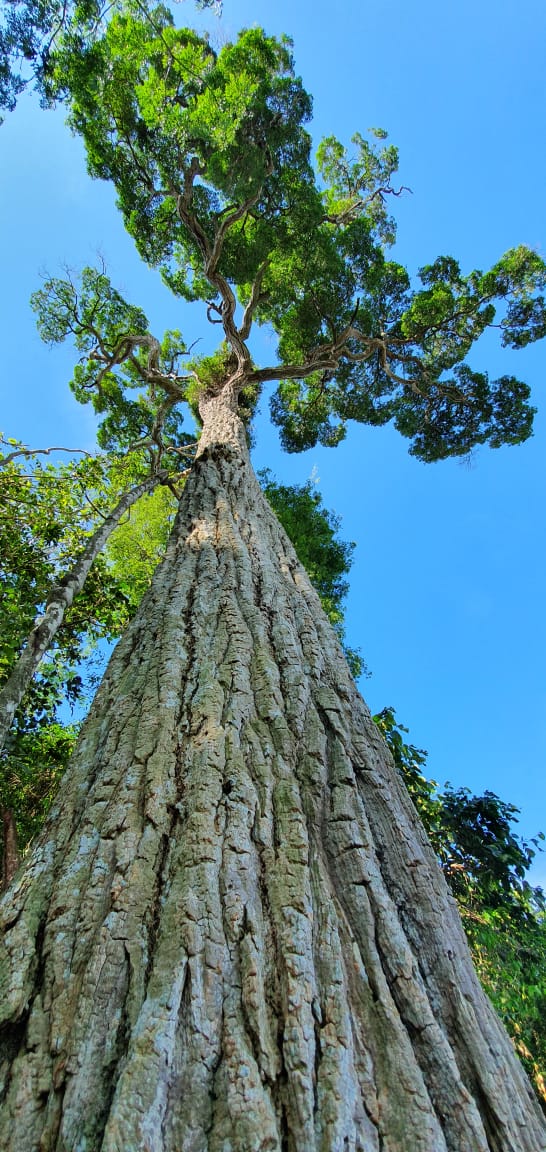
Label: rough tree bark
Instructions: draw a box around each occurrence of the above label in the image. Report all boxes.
[0,393,544,1152]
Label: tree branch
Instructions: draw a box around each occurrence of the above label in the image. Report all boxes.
[238,259,270,340]
[173,152,274,375]
[207,176,271,276]
[246,355,338,387]
[322,184,412,226]
[243,323,427,399]
[344,327,425,395]
[0,440,95,468]
[92,333,191,404]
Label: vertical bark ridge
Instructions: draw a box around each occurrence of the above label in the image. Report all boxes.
[1,432,545,1152]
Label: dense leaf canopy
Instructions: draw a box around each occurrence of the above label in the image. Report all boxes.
[0,0,219,116]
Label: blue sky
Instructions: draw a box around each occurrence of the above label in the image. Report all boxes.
[1,0,546,879]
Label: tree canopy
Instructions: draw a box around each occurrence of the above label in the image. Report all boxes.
[34,4,545,469]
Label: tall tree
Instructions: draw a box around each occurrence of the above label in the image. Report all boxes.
[1,11,546,1149]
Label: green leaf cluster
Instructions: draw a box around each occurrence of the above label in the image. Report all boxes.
[0,453,131,671]
[1,720,78,857]
[0,451,137,859]
[57,12,313,285]
[105,482,178,605]
[0,0,221,119]
[0,0,101,117]
[31,267,189,454]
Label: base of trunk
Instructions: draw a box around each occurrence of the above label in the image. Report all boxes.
[1,443,544,1151]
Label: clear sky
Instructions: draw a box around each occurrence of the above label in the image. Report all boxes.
[1,0,545,880]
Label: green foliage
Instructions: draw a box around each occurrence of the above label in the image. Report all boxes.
[0,0,221,118]
[436,784,545,910]
[32,265,149,353]
[57,13,313,278]
[372,706,443,837]
[259,470,364,676]
[272,255,542,459]
[31,266,190,454]
[1,719,78,853]
[316,130,400,247]
[465,903,546,1106]
[374,707,546,1105]
[0,0,101,117]
[393,367,535,462]
[105,483,178,605]
[0,450,138,862]
[0,453,131,671]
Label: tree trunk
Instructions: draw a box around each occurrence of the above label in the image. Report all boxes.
[0,469,166,758]
[0,397,544,1152]
[1,811,19,892]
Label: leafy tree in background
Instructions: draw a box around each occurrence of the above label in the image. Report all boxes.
[2,8,546,1149]
[0,452,112,876]
[105,482,179,604]
[375,707,546,1109]
[0,450,135,876]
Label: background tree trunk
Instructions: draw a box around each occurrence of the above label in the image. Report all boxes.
[1,405,544,1151]
[1,811,19,892]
